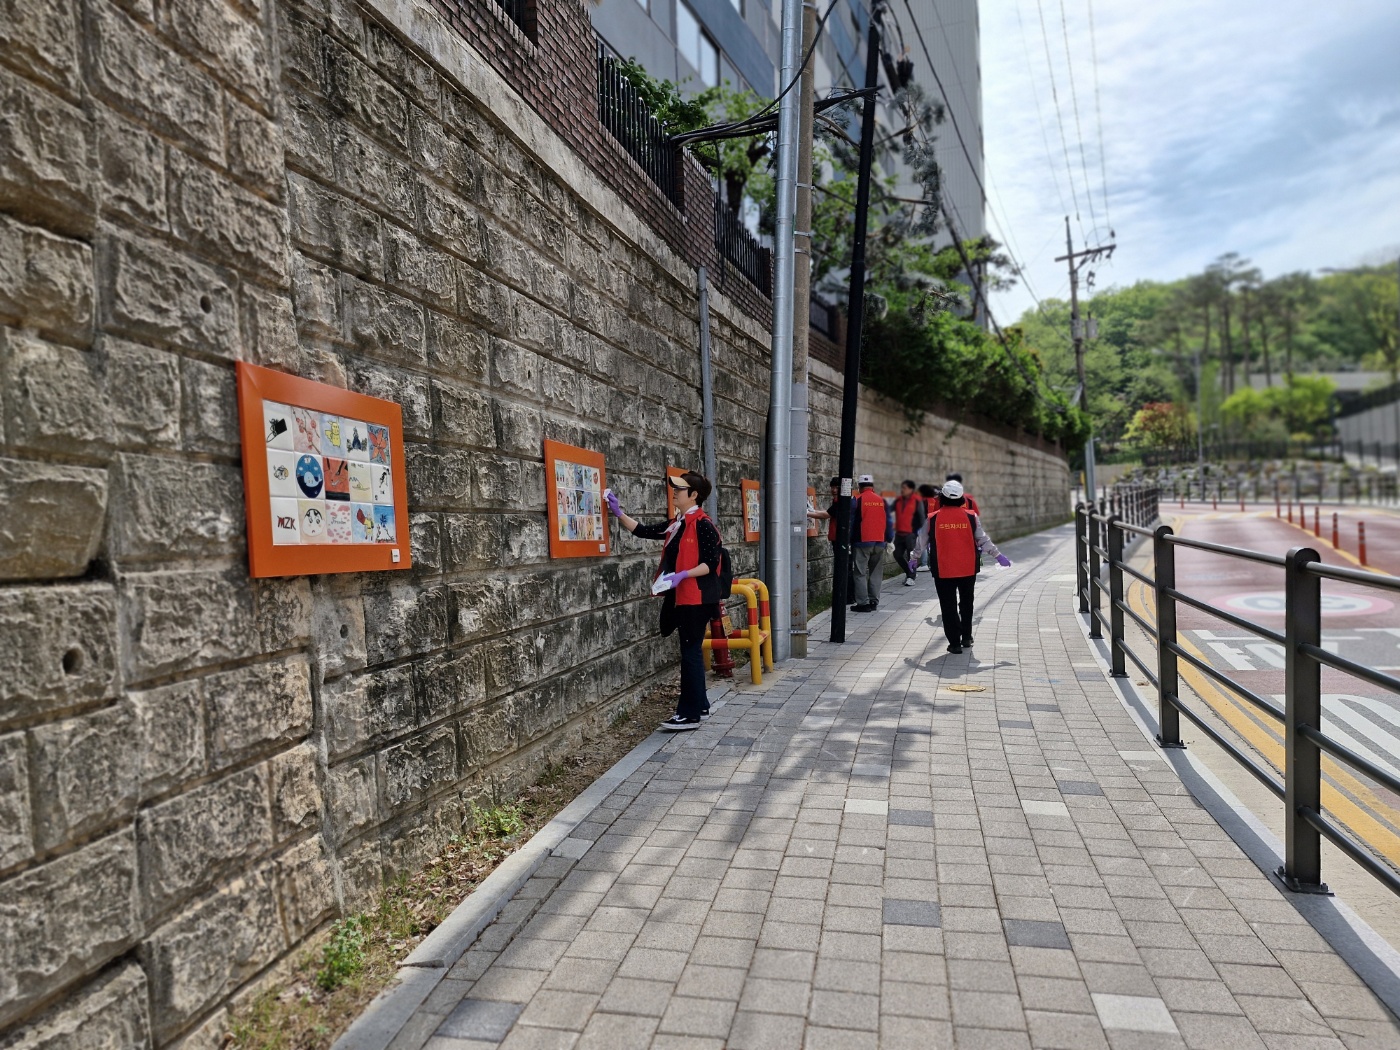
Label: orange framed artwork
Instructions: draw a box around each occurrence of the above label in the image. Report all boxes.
[663,465,688,518]
[236,361,411,578]
[806,487,820,537]
[740,479,761,542]
[544,439,610,559]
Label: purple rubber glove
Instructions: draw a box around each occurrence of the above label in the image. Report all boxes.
[604,488,621,517]
[651,570,687,595]
[908,557,919,574]
[996,554,1012,567]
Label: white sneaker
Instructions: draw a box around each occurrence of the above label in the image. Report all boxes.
[903,578,915,587]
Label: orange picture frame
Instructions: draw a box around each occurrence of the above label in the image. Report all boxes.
[544,439,610,559]
[740,479,761,542]
[236,361,411,578]
[806,486,820,538]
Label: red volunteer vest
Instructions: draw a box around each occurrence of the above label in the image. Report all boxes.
[856,489,886,543]
[663,510,713,606]
[894,494,919,533]
[966,494,979,514]
[827,509,837,542]
[924,496,938,519]
[932,507,978,579]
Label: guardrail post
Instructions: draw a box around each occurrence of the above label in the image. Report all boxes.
[1107,516,1127,677]
[1075,504,1089,614]
[1153,525,1184,747]
[1280,546,1328,894]
[1088,511,1103,639]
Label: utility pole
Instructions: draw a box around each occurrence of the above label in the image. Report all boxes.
[766,0,803,662]
[1056,217,1115,506]
[787,0,818,659]
[830,0,883,644]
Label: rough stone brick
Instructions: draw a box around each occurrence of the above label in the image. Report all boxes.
[331,122,415,217]
[325,49,408,151]
[106,339,181,449]
[343,276,425,364]
[322,664,414,759]
[420,179,482,262]
[414,646,487,726]
[291,253,340,338]
[493,399,542,456]
[110,453,243,559]
[472,453,526,509]
[128,679,204,799]
[85,1,222,160]
[426,312,488,378]
[29,703,140,849]
[384,225,456,309]
[205,658,313,770]
[240,282,298,369]
[269,744,322,841]
[0,584,119,725]
[0,457,108,581]
[325,755,378,840]
[287,173,384,281]
[160,0,273,106]
[311,584,367,680]
[1,332,109,454]
[444,512,503,573]
[137,765,273,917]
[0,0,80,93]
[409,512,442,574]
[166,149,288,281]
[282,90,333,181]
[0,216,92,346]
[458,698,516,767]
[433,380,495,448]
[0,66,94,235]
[0,732,32,869]
[94,106,166,234]
[403,444,471,506]
[379,723,458,814]
[0,831,139,1030]
[362,581,450,665]
[103,232,240,358]
[225,92,283,192]
[489,339,541,398]
[141,868,285,1041]
[179,357,240,456]
[0,961,151,1050]
[274,836,336,942]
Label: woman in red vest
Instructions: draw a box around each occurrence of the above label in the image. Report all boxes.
[915,480,1011,653]
[607,472,722,731]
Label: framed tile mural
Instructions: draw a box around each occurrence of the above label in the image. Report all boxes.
[237,362,411,577]
[741,479,761,542]
[544,439,610,559]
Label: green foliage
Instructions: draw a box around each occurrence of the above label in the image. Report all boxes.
[470,801,525,839]
[1124,402,1194,451]
[315,917,368,992]
[614,59,715,137]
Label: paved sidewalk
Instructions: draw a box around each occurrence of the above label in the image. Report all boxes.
[383,524,1400,1049]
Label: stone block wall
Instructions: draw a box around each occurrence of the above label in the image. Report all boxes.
[0,0,1066,1045]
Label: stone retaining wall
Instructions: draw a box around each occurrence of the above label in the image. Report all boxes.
[0,0,1066,1045]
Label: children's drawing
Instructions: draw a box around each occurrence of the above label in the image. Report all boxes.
[267,449,300,499]
[325,502,353,544]
[343,419,370,461]
[298,500,327,542]
[270,498,300,544]
[373,505,396,543]
[291,407,320,453]
[370,465,392,504]
[367,424,390,465]
[352,503,375,543]
[323,457,350,502]
[294,454,324,498]
[320,414,343,457]
[264,402,294,451]
[348,462,373,502]
[744,486,761,537]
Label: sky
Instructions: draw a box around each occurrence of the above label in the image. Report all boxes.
[979,0,1400,324]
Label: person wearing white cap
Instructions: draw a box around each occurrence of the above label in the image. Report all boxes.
[849,474,887,612]
[914,479,1011,653]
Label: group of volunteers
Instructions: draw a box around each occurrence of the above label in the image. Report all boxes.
[807,471,1011,653]
[602,468,1010,734]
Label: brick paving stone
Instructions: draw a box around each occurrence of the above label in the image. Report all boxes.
[374,527,1400,1050]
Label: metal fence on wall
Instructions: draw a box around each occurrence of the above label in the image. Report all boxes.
[713,198,772,297]
[595,43,682,208]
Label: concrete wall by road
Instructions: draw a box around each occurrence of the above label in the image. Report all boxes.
[0,0,1068,1046]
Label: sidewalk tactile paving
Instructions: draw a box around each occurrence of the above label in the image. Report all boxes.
[383,525,1400,1049]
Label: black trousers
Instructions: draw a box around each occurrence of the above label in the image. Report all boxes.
[674,605,712,718]
[893,532,918,580]
[934,576,976,645]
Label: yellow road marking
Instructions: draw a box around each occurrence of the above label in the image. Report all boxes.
[1125,578,1400,869]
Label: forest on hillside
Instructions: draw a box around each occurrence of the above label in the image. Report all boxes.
[1014,255,1400,451]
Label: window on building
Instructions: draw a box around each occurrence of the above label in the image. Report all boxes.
[676,2,720,87]
[729,0,743,16]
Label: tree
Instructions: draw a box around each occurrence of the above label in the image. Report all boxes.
[1124,402,1194,452]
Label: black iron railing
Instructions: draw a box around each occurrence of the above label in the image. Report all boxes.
[494,0,530,34]
[1075,501,1400,899]
[714,199,771,297]
[596,44,682,208]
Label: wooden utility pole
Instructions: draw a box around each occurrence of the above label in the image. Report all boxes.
[1056,217,1115,504]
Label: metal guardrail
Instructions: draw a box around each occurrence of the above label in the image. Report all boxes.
[596,43,682,208]
[1075,502,1400,898]
[713,199,771,297]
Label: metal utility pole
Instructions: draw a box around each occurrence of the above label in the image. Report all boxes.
[698,267,718,518]
[830,1,883,644]
[787,0,818,659]
[766,0,803,662]
[1056,217,1115,506]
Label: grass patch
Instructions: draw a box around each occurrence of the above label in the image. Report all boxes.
[226,679,680,1050]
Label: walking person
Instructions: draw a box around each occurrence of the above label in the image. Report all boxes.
[916,480,1011,653]
[892,479,927,587]
[851,474,887,612]
[606,472,722,731]
[945,472,979,514]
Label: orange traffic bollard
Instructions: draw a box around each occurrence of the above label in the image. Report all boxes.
[1240,493,1245,512]
[1314,506,1321,538]
[1332,512,1339,550]
[1212,493,1218,510]
[1275,495,1280,518]
[1287,500,1293,524]
[1360,522,1368,566]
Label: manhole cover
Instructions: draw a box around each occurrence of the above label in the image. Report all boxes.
[947,685,987,693]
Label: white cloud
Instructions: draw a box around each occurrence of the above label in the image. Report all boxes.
[981,0,1400,321]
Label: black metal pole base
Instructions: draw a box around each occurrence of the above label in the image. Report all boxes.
[1274,866,1332,895]
[1155,735,1187,750]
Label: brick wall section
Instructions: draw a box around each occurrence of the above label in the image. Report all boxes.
[0,0,1065,1046]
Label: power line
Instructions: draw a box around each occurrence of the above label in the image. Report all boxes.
[1014,3,1068,216]
[1056,0,1099,237]
[1084,0,1112,230]
[1034,0,1084,233]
